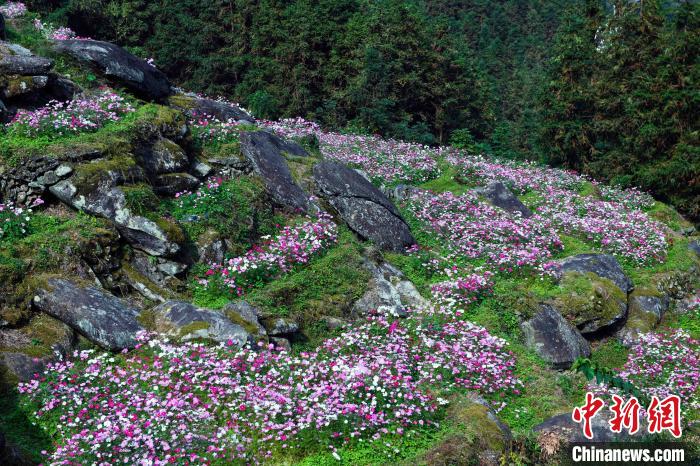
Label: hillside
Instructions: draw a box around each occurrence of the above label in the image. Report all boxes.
[1,3,699,465]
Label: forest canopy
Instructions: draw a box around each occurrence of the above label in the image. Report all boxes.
[28,0,700,221]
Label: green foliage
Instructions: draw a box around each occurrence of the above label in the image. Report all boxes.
[164,177,280,250]
[541,0,700,222]
[246,227,369,323]
[572,357,645,402]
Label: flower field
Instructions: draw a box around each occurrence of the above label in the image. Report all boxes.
[0,1,26,18]
[198,213,338,296]
[20,305,520,465]
[5,89,134,138]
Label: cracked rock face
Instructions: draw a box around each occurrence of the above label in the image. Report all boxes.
[50,180,181,256]
[520,304,591,370]
[313,161,415,252]
[353,257,428,317]
[53,39,171,100]
[240,131,313,212]
[33,278,143,351]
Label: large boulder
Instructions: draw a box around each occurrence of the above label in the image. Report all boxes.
[53,39,171,100]
[240,131,313,212]
[551,254,632,335]
[135,137,189,176]
[32,278,144,351]
[475,181,532,218]
[353,257,428,317]
[520,304,591,369]
[617,289,669,346]
[0,315,77,386]
[0,41,53,75]
[534,412,645,445]
[313,161,416,252]
[169,92,254,123]
[154,173,200,196]
[50,179,182,256]
[148,301,263,345]
[555,254,633,294]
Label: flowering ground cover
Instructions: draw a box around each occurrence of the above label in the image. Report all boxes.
[0,1,26,18]
[5,89,135,139]
[32,18,85,40]
[589,330,700,418]
[263,118,442,184]
[197,213,338,297]
[19,304,520,465]
[0,198,43,242]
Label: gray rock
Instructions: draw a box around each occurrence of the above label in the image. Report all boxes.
[154,172,200,196]
[520,304,591,370]
[240,131,313,212]
[556,254,633,294]
[222,301,267,338]
[617,292,669,346]
[136,137,189,175]
[192,161,213,178]
[55,164,73,177]
[314,161,415,252]
[130,251,187,292]
[53,39,171,100]
[0,75,49,99]
[50,180,181,256]
[149,301,252,345]
[197,230,227,264]
[0,41,53,75]
[0,430,34,466]
[173,92,254,123]
[322,316,345,330]
[534,412,645,443]
[353,258,428,317]
[690,240,700,257]
[261,317,299,336]
[475,181,532,218]
[387,184,421,202]
[33,278,143,350]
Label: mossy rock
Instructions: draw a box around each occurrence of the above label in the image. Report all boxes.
[71,155,141,194]
[617,288,669,346]
[412,394,511,466]
[550,272,627,335]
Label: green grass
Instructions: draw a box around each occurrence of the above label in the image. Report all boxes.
[246,227,370,323]
[0,389,52,464]
[0,103,173,166]
[589,339,630,370]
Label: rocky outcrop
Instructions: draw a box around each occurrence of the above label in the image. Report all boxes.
[50,180,182,256]
[520,304,591,369]
[0,41,53,75]
[260,317,299,337]
[154,173,200,196]
[240,131,313,212]
[149,301,262,345]
[551,254,632,335]
[352,257,428,317]
[475,181,532,218]
[169,92,254,123]
[53,39,171,100]
[313,161,415,252]
[32,278,143,350]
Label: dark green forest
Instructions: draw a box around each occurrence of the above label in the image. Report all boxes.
[29,0,699,220]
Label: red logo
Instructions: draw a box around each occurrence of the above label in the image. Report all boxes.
[572,393,682,439]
